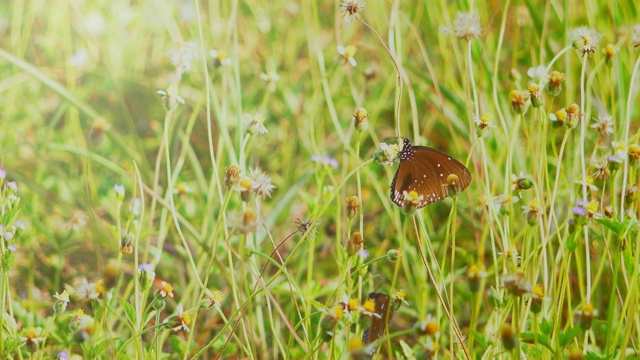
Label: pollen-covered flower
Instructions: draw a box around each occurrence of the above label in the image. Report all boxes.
[248,168,276,198]
[340,294,360,322]
[453,12,482,40]
[20,327,46,353]
[592,157,611,180]
[564,103,582,128]
[510,90,530,114]
[522,198,542,225]
[339,0,366,23]
[415,314,440,337]
[570,26,602,56]
[244,113,268,135]
[353,107,369,132]
[603,44,616,61]
[346,231,365,257]
[547,70,566,97]
[528,83,544,108]
[612,141,627,159]
[575,176,598,194]
[500,324,517,350]
[53,290,70,313]
[549,108,567,127]
[374,142,399,166]
[210,49,232,67]
[173,182,194,196]
[201,289,223,310]
[120,233,134,255]
[401,190,424,215]
[224,165,241,188]
[359,298,382,319]
[337,45,357,67]
[591,112,614,136]
[159,281,175,299]
[392,289,409,309]
[490,194,520,216]
[346,196,360,219]
[629,144,640,166]
[529,284,548,313]
[168,304,191,333]
[474,113,497,137]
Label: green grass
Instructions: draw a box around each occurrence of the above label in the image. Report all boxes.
[1,0,640,359]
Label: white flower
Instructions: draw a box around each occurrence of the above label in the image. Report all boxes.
[339,0,366,23]
[210,49,232,66]
[244,113,268,135]
[527,65,549,85]
[591,112,614,136]
[453,12,482,40]
[337,45,357,67]
[632,24,640,48]
[570,27,602,56]
[168,41,198,76]
[68,49,89,68]
[249,168,276,198]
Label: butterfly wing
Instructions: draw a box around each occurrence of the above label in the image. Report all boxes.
[390,146,471,208]
[363,293,394,354]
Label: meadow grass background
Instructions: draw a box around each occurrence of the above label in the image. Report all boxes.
[1,0,640,359]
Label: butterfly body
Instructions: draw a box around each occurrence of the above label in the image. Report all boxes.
[390,138,471,208]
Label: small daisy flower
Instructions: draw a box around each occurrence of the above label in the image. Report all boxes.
[6,181,18,193]
[339,0,366,22]
[502,270,532,296]
[167,41,198,76]
[612,141,627,159]
[570,26,602,57]
[168,304,191,333]
[415,314,440,337]
[564,103,582,129]
[591,112,614,136]
[629,144,640,167]
[157,85,185,111]
[510,90,530,114]
[527,65,549,84]
[53,290,70,313]
[228,209,258,234]
[209,49,232,67]
[631,24,640,48]
[75,280,100,301]
[528,83,544,108]
[401,190,424,215]
[522,198,543,225]
[374,142,399,166]
[392,289,409,309]
[592,157,610,180]
[359,298,382,319]
[244,113,268,135]
[120,233,134,255]
[260,69,280,92]
[173,182,194,196]
[20,327,46,353]
[249,167,276,198]
[576,303,598,330]
[320,304,345,332]
[113,184,125,200]
[453,11,482,40]
[549,108,567,127]
[603,44,616,61]
[474,113,497,137]
[466,264,488,292]
[337,45,357,67]
[529,284,549,313]
[575,176,598,194]
[201,289,223,310]
[491,194,520,216]
[159,281,175,299]
[340,294,360,322]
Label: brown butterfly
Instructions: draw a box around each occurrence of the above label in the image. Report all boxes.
[362,293,395,355]
[390,138,471,208]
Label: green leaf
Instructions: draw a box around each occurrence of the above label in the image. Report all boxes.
[624,248,635,275]
[539,317,553,336]
[559,326,582,347]
[521,331,554,353]
[595,218,623,234]
[117,298,137,327]
[91,338,112,358]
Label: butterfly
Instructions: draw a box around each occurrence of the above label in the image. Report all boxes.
[362,293,394,355]
[390,138,471,208]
